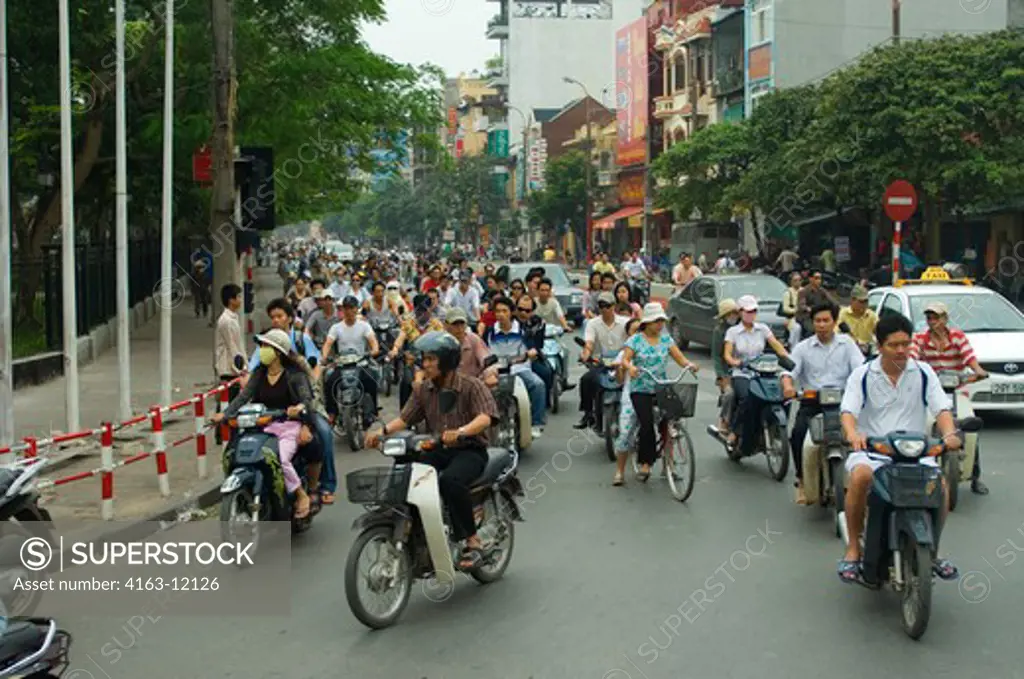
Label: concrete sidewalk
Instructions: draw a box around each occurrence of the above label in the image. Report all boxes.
[13,269,279,525]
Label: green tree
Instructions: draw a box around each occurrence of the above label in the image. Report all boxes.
[528,150,592,245]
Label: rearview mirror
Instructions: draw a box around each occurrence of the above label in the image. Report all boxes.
[573,337,586,348]
[571,276,580,285]
[308,357,318,368]
[958,416,983,433]
[483,355,498,368]
[233,355,245,370]
[778,356,796,371]
[838,322,851,334]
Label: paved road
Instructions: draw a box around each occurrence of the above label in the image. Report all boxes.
[60,339,1024,679]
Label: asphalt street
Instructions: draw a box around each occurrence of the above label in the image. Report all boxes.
[60,336,1024,679]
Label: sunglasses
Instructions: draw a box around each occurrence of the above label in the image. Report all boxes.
[598,302,612,309]
[517,307,532,313]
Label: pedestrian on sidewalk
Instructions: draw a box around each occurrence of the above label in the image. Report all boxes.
[191,259,212,321]
[214,284,247,443]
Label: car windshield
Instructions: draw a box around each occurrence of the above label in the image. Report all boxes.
[716,276,787,304]
[508,265,572,287]
[908,293,1024,332]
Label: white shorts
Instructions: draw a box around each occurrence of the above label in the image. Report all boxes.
[845,451,939,475]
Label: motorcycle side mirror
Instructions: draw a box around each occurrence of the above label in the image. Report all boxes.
[233,354,245,370]
[308,357,318,368]
[483,355,498,369]
[571,276,581,285]
[573,337,586,348]
[958,416,983,433]
[779,356,796,371]
[838,322,851,334]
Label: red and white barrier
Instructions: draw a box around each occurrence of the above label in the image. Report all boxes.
[16,378,242,520]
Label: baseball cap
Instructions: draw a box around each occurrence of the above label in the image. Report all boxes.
[737,295,758,312]
[316,289,334,300]
[445,307,468,324]
[341,295,360,308]
[850,285,869,301]
[597,291,615,306]
[924,301,948,316]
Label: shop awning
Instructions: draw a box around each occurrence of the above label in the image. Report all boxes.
[595,206,643,230]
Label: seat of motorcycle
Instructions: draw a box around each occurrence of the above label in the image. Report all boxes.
[0,468,18,496]
[0,620,48,659]
[472,448,514,487]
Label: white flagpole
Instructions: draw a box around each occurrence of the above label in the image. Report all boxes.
[0,0,12,447]
[159,0,174,407]
[114,0,131,422]
[58,0,79,432]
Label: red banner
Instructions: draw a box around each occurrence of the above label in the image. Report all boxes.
[616,18,648,167]
[447,108,458,136]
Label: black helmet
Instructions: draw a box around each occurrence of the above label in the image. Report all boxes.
[413,331,461,374]
[342,295,360,308]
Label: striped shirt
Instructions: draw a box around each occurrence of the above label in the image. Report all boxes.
[910,327,975,372]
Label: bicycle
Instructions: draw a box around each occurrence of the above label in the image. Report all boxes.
[626,365,698,502]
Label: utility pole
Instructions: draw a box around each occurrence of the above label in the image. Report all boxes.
[892,0,901,45]
[209,0,237,324]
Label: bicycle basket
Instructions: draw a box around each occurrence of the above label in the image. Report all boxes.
[881,464,943,509]
[346,465,411,505]
[656,379,698,420]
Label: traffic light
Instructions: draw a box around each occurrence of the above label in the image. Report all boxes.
[244,282,254,314]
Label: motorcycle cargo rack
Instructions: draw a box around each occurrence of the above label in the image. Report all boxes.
[882,464,943,509]
[656,379,699,420]
[346,465,412,505]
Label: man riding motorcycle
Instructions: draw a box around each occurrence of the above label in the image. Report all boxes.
[837,285,878,354]
[484,295,547,440]
[390,294,445,407]
[363,280,402,322]
[574,291,627,430]
[444,307,498,387]
[366,332,500,570]
[781,302,864,504]
[910,300,990,495]
[837,312,960,584]
[321,295,381,426]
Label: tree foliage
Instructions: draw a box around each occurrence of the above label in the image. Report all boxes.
[527,150,593,236]
[653,30,1024,241]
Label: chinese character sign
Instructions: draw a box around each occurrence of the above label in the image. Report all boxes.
[616,18,648,167]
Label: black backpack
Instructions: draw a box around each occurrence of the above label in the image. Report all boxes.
[860,358,929,407]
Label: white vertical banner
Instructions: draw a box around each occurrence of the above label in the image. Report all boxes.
[114,0,131,422]
[58,0,79,432]
[159,0,174,407]
[0,0,11,446]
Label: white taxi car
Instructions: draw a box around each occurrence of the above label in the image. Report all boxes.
[867,267,1024,411]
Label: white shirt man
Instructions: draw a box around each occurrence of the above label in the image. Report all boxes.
[445,280,481,320]
[622,255,647,280]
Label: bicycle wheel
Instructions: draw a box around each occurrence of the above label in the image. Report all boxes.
[664,421,695,502]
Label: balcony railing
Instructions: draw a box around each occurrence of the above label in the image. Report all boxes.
[654,96,675,118]
[487,13,510,38]
[712,70,744,97]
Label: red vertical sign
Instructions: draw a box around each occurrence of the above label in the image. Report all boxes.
[616,18,648,167]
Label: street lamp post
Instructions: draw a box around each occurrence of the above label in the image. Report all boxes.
[564,76,593,266]
[505,104,532,253]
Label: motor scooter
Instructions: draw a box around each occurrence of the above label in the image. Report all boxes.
[573,337,621,461]
[219,403,317,552]
[0,457,56,619]
[343,430,524,629]
[490,344,533,453]
[543,325,567,413]
[931,370,984,511]
[842,418,982,640]
[370,318,398,398]
[324,349,378,451]
[707,355,795,481]
[0,617,73,678]
[798,387,848,535]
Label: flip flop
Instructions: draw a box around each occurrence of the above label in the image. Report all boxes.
[932,558,959,581]
[457,547,485,572]
[321,491,336,505]
[837,560,864,585]
[612,472,624,486]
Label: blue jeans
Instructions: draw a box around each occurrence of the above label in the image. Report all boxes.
[517,370,546,427]
[312,412,336,493]
[532,359,554,404]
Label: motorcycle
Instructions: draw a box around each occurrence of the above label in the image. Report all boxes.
[798,387,848,535]
[573,337,622,462]
[842,417,982,639]
[325,349,377,451]
[543,325,567,414]
[219,404,317,550]
[371,318,398,398]
[629,277,651,306]
[343,431,524,629]
[707,355,794,481]
[0,617,73,678]
[0,457,56,618]
[490,345,533,454]
[931,370,984,511]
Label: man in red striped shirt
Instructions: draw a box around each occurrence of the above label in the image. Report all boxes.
[910,301,990,495]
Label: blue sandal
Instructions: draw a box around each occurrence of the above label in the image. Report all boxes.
[932,558,959,581]
[837,560,863,584]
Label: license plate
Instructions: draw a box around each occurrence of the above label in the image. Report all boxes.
[991,382,1024,395]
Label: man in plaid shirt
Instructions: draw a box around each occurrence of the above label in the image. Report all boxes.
[910,301,990,495]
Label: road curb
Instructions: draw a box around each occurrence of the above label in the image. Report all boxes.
[65,480,223,551]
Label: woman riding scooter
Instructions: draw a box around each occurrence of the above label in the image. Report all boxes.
[214,329,323,519]
[722,295,791,447]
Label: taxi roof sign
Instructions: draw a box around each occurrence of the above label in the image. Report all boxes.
[894,266,973,287]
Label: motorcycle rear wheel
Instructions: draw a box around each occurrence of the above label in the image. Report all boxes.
[551,377,561,414]
[765,423,790,482]
[344,525,413,630]
[899,535,933,640]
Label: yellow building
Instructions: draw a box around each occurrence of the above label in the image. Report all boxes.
[452,73,498,157]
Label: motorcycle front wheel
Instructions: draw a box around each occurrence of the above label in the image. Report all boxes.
[943,453,960,512]
[764,423,790,482]
[830,457,846,539]
[603,403,619,462]
[219,489,261,565]
[344,525,413,630]
[470,491,516,584]
[899,534,932,640]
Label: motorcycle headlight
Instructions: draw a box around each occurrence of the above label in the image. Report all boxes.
[893,439,926,458]
[819,388,843,405]
[382,439,407,457]
[571,293,582,304]
[236,414,258,429]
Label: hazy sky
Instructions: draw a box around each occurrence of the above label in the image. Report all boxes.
[362,0,497,76]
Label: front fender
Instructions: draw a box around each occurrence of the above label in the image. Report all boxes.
[221,468,258,495]
[351,507,401,533]
[766,404,788,428]
[889,509,936,550]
